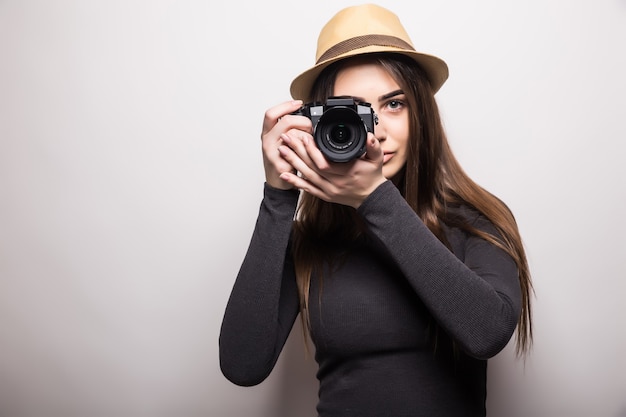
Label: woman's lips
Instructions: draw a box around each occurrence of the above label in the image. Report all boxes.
[383,152,394,163]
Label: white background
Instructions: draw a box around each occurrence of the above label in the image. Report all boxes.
[1,1,625,416]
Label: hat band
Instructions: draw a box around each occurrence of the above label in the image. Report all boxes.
[316,34,415,64]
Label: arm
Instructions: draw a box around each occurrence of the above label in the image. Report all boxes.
[219,184,301,386]
[358,181,522,359]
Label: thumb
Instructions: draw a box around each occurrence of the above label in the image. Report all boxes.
[363,134,383,163]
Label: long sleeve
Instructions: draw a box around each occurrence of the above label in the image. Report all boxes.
[219,184,301,386]
[357,181,522,359]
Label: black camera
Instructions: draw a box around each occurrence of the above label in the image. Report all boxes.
[291,96,377,163]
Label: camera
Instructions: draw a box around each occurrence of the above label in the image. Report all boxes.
[291,96,378,163]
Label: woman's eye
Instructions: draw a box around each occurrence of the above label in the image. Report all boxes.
[387,100,404,110]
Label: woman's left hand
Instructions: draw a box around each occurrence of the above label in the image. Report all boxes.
[278,132,387,209]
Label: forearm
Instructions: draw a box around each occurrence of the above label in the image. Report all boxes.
[219,184,301,385]
[358,181,521,359]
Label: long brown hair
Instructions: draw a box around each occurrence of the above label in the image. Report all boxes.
[291,53,533,356]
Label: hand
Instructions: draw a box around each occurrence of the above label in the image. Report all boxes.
[278,133,387,209]
[260,100,308,190]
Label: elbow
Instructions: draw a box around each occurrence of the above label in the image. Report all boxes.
[460,331,513,360]
[218,323,270,386]
[459,307,519,359]
[463,325,515,360]
[220,370,266,388]
[219,353,271,387]
[219,338,275,387]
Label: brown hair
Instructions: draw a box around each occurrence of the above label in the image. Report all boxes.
[291,53,533,356]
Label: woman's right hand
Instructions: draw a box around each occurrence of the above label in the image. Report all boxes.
[261,100,309,190]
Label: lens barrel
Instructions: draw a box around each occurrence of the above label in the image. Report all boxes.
[315,107,367,162]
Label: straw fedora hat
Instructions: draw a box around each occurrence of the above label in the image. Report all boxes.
[289,4,449,101]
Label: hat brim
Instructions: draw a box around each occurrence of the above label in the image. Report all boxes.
[289,46,449,101]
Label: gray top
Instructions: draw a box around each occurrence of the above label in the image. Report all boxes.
[220,180,521,417]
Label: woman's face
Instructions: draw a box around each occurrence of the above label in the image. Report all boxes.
[333,61,410,180]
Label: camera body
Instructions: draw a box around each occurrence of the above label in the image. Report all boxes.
[292,96,377,163]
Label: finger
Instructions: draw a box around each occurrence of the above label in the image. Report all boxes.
[278,137,329,188]
[279,172,329,201]
[281,133,319,169]
[363,134,383,162]
[300,135,333,172]
[262,100,303,136]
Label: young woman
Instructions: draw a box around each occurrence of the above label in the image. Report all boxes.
[220,4,533,416]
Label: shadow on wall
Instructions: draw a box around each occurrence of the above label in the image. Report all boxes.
[272,319,319,417]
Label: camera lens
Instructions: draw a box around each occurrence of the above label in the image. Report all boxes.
[315,107,367,163]
[329,124,352,146]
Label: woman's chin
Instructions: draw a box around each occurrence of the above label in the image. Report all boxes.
[383,164,406,184]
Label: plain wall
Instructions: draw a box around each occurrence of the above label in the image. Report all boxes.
[1,1,625,416]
